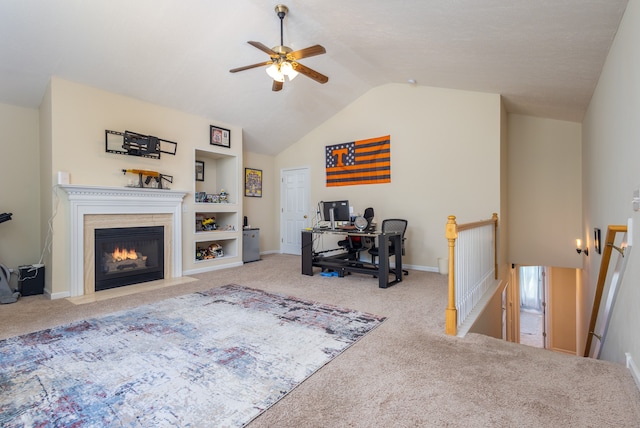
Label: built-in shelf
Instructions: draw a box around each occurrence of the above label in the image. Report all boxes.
[192,148,241,267]
[194,238,238,262]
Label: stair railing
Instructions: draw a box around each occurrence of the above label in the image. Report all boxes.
[445,213,498,336]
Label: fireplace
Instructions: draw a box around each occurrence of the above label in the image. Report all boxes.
[59,185,187,298]
[94,226,164,291]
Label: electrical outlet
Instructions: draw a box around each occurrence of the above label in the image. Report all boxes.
[633,188,640,212]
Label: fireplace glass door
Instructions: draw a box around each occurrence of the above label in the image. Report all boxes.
[94,226,164,291]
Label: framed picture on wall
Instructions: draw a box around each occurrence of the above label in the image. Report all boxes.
[245,168,262,197]
[210,125,231,148]
[195,160,205,181]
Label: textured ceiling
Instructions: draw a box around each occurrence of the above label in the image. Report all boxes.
[0,0,628,155]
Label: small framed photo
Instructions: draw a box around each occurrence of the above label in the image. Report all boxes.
[245,168,262,198]
[210,125,231,148]
[195,160,205,181]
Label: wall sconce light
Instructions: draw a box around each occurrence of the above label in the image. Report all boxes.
[576,239,589,256]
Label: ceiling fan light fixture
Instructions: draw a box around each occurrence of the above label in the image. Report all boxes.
[266,63,284,82]
[280,61,299,80]
[229,4,328,91]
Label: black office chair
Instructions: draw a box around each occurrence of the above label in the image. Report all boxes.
[337,235,363,260]
[338,207,374,258]
[363,207,375,230]
[368,219,408,276]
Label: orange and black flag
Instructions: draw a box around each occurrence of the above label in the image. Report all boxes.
[325,135,391,187]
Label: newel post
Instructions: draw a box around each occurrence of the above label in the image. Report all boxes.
[445,215,458,336]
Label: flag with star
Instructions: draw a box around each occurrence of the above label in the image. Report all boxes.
[325,135,391,186]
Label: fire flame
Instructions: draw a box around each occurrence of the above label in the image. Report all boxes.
[111,247,138,261]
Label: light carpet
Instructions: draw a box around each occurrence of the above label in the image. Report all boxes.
[0,284,386,427]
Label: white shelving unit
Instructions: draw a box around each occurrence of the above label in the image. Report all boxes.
[187,148,242,272]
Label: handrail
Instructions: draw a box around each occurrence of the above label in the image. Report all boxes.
[583,224,628,357]
[445,213,498,336]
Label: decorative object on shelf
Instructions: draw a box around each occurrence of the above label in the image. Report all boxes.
[219,189,229,203]
[195,192,207,203]
[201,217,217,231]
[196,242,224,260]
[245,168,262,197]
[122,169,173,189]
[106,130,177,159]
[210,125,231,148]
[195,160,205,181]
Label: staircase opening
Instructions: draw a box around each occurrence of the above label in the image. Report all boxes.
[518,265,546,348]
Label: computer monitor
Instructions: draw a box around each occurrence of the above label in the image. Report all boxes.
[322,200,350,225]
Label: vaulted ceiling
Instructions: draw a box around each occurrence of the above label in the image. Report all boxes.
[0,1,628,155]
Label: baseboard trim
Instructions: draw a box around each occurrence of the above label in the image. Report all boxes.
[183,261,244,276]
[625,353,640,392]
[49,290,70,300]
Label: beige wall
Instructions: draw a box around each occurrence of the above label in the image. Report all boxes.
[44,78,243,296]
[548,266,577,354]
[507,114,582,269]
[275,83,502,269]
[242,151,277,253]
[39,83,53,291]
[499,101,509,269]
[469,280,509,339]
[582,0,640,366]
[0,103,41,290]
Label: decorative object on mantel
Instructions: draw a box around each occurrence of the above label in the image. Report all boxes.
[122,169,173,189]
[106,130,177,159]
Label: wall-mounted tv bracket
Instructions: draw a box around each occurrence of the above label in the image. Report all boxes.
[106,130,177,159]
[122,169,173,189]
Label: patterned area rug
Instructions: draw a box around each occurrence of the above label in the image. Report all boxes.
[0,284,386,427]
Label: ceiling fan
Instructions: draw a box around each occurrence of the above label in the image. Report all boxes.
[229,4,328,92]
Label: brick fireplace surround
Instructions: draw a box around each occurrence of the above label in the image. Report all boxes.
[59,185,187,298]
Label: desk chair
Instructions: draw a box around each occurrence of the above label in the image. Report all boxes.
[338,207,375,258]
[338,235,363,260]
[363,207,375,230]
[368,219,408,276]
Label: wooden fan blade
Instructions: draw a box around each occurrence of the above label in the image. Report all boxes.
[248,41,277,57]
[288,45,326,60]
[272,80,283,92]
[292,62,329,84]
[229,60,273,73]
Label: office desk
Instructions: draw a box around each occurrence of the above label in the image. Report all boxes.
[301,228,403,288]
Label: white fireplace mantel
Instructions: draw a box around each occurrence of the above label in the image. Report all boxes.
[59,185,188,297]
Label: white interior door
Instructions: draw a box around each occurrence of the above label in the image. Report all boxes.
[280,167,310,255]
